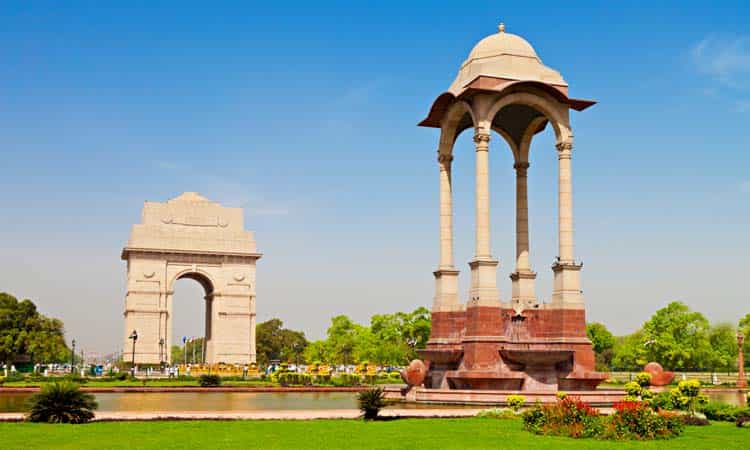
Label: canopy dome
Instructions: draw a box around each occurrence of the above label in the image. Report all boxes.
[449,23,567,94]
[468,25,538,60]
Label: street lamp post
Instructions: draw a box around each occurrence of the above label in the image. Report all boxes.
[128,330,138,373]
[71,339,76,373]
[159,338,165,367]
[738,331,747,388]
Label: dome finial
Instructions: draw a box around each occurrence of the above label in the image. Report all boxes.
[498,22,505,33]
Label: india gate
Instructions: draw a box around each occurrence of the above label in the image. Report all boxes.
[122,192,261,365]
[409,23,608,398]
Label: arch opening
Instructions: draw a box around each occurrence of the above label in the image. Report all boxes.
[171,272,215,365]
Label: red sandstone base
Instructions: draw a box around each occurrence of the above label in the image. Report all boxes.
[421,306,607,392]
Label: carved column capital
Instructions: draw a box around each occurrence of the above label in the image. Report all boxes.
[555,141,573,159]
[513,161,530,173]
[437,153,454,165]
[473,131,491,151]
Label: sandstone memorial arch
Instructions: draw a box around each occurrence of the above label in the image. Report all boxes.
[122,192,261,365]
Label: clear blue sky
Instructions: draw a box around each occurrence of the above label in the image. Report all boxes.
[1,1,749,356]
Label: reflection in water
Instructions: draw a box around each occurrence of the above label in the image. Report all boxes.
[1,390,745,413]
[705,390,747,407]
[101,392,358,412]
[0,393,29,413]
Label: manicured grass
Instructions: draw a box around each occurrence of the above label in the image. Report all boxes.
[1,419,747,449]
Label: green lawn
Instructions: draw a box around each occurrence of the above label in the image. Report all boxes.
[1,419,748,449]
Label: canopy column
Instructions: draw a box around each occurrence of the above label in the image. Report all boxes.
[510,161,536,310]
[468,131,499,306]
[433,152,460,312]
[551,140,583,308]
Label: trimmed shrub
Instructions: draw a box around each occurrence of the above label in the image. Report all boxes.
[700,401,750,422]
[63,374,88,384]
[313,374,331,385]
[331,373,361,387]
[277,372,312,386]
[27,381,98,424]
[635,372,652,388]
[623,381,642,401]
[623,380,654,403]
[506,395,526,411]
[669,380,707,415]
[476,408,516,419]
[101,372,130,382]
[2,373,25,383]
[358,387,386,420]
[651,391,677,411]
[198,374,221,387]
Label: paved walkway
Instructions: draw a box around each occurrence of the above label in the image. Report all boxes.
[0,408,485,422]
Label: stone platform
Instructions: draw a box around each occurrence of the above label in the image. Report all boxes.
[385,386,626,407]
[423,307,608,392]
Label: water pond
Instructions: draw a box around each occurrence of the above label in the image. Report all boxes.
[0,390,745,413]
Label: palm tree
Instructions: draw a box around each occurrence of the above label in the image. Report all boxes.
[27,381,98,423]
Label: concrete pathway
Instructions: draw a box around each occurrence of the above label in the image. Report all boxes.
[0,408,485,422]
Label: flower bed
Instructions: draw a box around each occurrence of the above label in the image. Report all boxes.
[522,397,683,441]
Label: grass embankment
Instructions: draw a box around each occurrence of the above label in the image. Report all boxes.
[1,419,747,449]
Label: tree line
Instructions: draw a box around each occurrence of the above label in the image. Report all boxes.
[0,292,69,365]
[255,307,431,367]
[3,289,749,372]
[587,301,750,371]
[258,301,750,371]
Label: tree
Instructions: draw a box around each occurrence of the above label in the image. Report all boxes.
[612,302,715,371]
[0,292,69,365]
[170,337,205,364]
[586,322,615,370]
[302,340,328,363]
[707,323,737,370]
[397,307,431,359]
[255,319,308,366]
[325,315,365,365]
[368,307,432,365]
[740,313,750,338]
[310,309,433,367]
[612,331,646,370]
